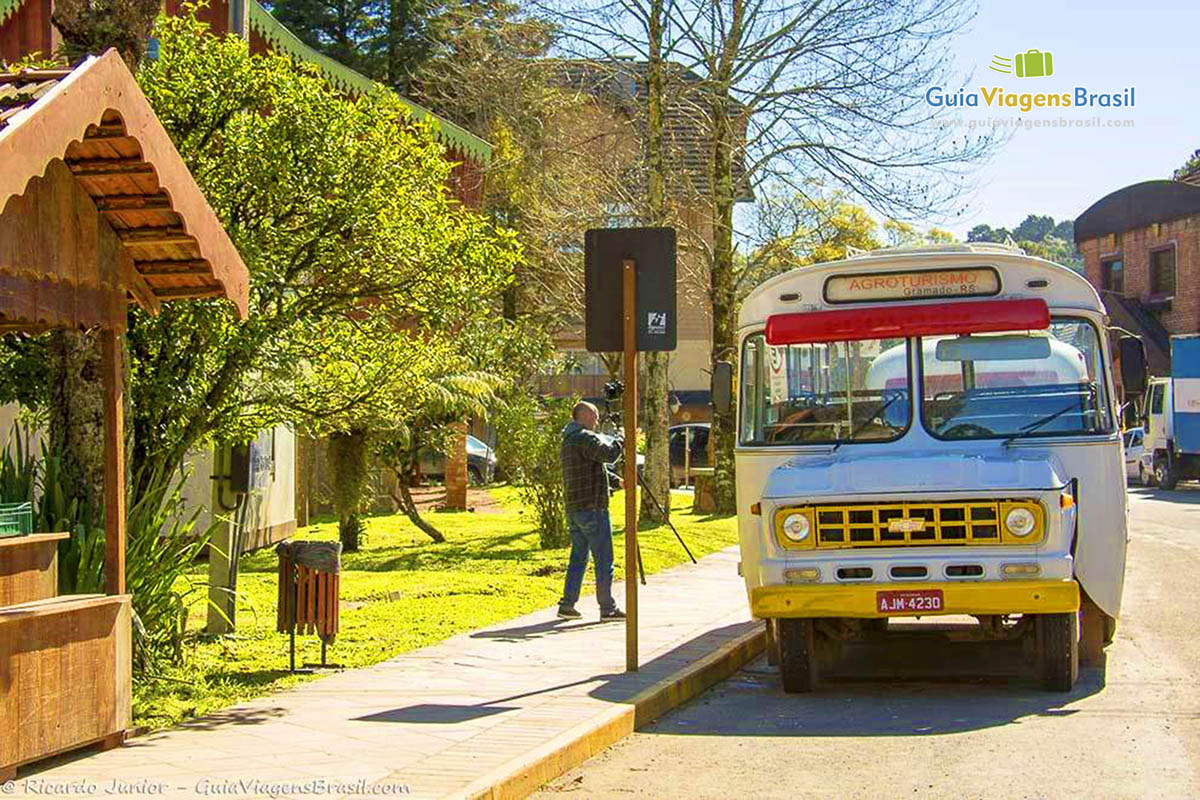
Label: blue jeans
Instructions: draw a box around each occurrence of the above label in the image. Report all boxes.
[559,509,616,612]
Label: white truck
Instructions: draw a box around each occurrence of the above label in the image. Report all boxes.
[1140,335,1200,489]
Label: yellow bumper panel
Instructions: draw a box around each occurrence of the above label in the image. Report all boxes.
[750,579,1080,619]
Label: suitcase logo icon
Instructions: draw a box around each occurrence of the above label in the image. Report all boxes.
[989,49,1054,78]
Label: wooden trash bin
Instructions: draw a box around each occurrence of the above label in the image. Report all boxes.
[276,541,342,670]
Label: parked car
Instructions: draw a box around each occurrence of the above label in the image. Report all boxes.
[1124,427,1145,484]
[419,434,496,485]
[669,423,710,486]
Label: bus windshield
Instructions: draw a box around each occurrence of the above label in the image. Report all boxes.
[920,318,1112,440]
[740,335,910,446]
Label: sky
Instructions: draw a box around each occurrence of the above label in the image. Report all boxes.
[927,0,1200,238]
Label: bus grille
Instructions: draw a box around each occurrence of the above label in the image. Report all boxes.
[811,501,1038,548]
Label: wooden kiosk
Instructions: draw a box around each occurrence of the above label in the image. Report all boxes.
[0,51,248,778]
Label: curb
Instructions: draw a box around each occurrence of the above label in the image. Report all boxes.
[460,624,767,800]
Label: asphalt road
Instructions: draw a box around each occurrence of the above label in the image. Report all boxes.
[535,485,1200,799]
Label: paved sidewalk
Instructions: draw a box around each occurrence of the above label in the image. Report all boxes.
[15,547,759,800]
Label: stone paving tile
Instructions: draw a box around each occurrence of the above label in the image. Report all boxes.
[11,547,753,800]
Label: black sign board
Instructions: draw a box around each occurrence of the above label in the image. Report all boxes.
[584,227,677,352]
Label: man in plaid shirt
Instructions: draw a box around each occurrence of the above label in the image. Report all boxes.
[557,401,626,620]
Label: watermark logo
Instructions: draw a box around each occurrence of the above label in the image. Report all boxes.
[990,49,1055,78]
[925,43,1133,120]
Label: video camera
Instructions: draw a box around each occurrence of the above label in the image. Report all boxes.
[599,379,624,432]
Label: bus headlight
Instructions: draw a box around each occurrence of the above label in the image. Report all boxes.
[782,513,811,542]
[1004,507,1036,537]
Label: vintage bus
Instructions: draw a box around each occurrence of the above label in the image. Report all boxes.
[727,244,1135,692]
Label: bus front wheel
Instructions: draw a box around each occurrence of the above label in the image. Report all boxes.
[1155,455,1179,490]
[1035,613,1079,692]
[777,618,818,693]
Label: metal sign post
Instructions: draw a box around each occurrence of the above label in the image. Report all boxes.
[584,227,676,674]
[622,258,639,671]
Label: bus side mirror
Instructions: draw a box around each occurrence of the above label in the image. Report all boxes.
[711,361,734,416]
[1118,337,1147,397]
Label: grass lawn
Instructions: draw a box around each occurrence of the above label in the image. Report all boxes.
[135,487,738,730]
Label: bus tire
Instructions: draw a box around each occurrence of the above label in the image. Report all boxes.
[1156,455,1179,490]
[1035,612,1079,692]
[777,618,818,693]
[765,619,779,666]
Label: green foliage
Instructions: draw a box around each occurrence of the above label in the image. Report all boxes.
[113,10,519,499]
[1175,148,1200,182]
[265,0,437,90]
[0,429,212,674]
[123,468,215,670]
[493,394,572,549]
[968,215,1081,272]
[51,0,161,66]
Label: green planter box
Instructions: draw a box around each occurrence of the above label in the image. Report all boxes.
[0,502,33,538]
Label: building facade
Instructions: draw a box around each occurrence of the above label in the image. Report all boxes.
[1075,179,1200,384]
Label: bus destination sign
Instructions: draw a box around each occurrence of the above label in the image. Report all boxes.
[824,267,1001,304]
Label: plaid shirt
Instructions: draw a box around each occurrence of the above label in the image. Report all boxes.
[561,422,623,512]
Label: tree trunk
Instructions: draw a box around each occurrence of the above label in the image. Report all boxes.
[387,0,409,89]
[639,0,671,524]
[390,474,446,543]
[709,98,739,516]
[640,354,671,523]
[707,0,744,517]
[328,429,370,552]
[47,331,107,511]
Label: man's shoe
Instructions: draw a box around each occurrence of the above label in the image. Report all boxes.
[600,608,626,621]
[557,606,582,620]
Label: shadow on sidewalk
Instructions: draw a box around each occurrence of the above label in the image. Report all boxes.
[352,622,757,725]
[470,618,609,642]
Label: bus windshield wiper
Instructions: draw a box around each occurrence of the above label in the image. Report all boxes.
[1002,403,1078,446]
[832,393,903,453]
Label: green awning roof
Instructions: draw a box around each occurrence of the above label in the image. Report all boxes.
[248,0,490,163]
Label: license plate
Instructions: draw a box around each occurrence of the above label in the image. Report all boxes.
[876,589,944,614]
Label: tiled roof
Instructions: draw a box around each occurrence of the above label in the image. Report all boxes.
[0,67,71,131]
[1,52,249,319]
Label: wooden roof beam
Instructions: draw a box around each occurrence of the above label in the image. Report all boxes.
[154,286,223,301]
[117,226,193,246]
[68,158,155,176]
[135,259,212,276]
[95,194,172,211]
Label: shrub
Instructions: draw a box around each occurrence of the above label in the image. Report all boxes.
[0,428,213,673]
[495,395,573,549]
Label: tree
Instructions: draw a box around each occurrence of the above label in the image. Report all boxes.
[966,214,1082,272]
[1175,148,1200,182]
[554,0,999,513]
[51,0,160,66]
[665,0,998,513]
[743,191,881,287]
[1012,214,1055,244]
[265,0,436,90]
[0,12,523,542]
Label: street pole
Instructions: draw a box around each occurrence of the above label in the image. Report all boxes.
[622,258,639,672]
